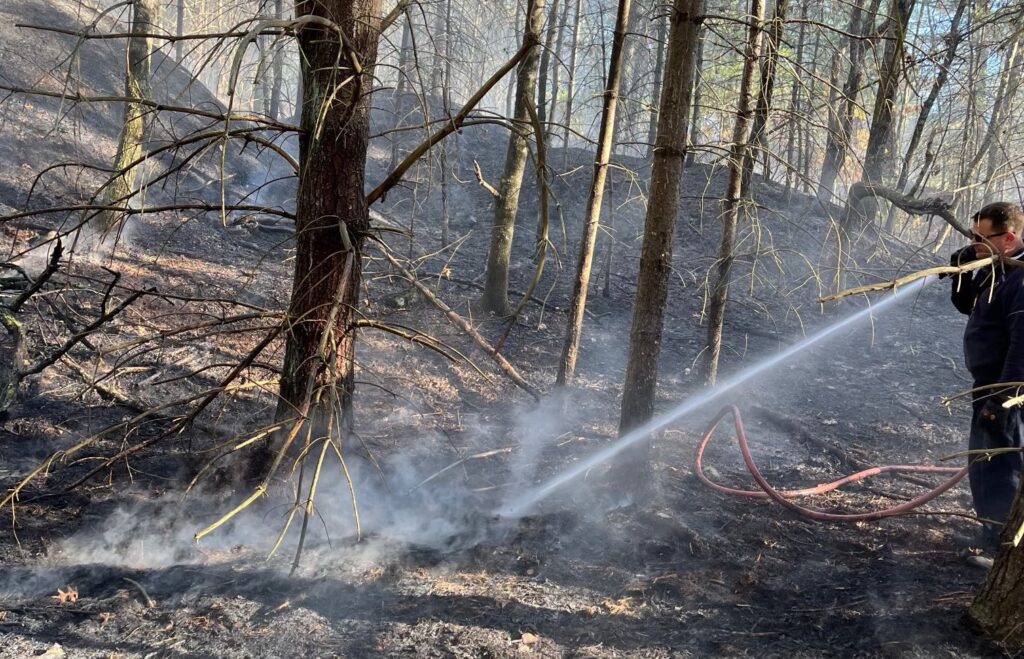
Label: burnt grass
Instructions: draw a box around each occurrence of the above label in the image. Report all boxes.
[0,10,1012,655]
[0,149,1008,657]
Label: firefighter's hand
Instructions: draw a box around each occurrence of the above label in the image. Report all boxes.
[940,246,976,279]
[981,399,1007,424]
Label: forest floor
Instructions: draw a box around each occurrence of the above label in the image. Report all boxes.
[0,1,1011,654]
[0,148,1007,658]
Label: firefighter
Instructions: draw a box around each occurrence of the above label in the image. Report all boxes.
[949,202,1024,559]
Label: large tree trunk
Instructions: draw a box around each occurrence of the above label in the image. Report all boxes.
[263,0,381,476]
[702,0,764,386]
[556,0,631,386]
[845,0,915,232]
[481,0,545,315]
[816,0,876,203]
[95,0,159,234]
[617,0,703,438]
[970,485,1024,649]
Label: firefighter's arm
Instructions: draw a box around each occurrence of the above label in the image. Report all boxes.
[949,247,978,315]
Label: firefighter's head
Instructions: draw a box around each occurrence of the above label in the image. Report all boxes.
[970,202,1024,258]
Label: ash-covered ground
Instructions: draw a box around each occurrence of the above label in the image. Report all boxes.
[0,2,1006,657]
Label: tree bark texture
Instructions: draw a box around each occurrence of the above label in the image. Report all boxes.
[556,0,631,386]
[96,0,159,233]
[481,0,545,314]
[970,487,1024,649]
[271,0,381,460]
[702,0,764,386]
[617,0,703,435]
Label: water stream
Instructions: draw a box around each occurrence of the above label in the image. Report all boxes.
[501,275,936,517]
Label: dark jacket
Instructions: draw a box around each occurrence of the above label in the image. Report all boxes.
[953,250,1024,387]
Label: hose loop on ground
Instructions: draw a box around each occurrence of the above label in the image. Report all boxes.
[694,405,969,522]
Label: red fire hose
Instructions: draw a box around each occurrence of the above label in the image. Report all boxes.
[694,405,969,522]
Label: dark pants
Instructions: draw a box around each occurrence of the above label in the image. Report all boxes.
[968,398,1024,529]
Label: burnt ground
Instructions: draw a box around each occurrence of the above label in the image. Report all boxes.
[0,3,1012,656]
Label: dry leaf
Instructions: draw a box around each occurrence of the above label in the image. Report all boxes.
[601,596,634,616]
[53,586,78,604]
[39,643,65,658]
[519,632,539,645]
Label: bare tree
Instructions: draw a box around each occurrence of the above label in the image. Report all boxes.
[256,0,383,477]
[617,0,703,436]
[481,0,545,314]
[556,0,631,386]
[95,0,160,234]
[702,0,765,385]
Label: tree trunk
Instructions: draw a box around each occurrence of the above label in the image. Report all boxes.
[885,0,967,232]
[609,0,643,156]
[741,0,786,196]
[481,0,545,315]
[396,13,413,96]
[783,0,806,196]
[684,24,705,165]
[845,0,915,231]
[968,37,1021,191]
[562,0,583,163]
[439,0,454,247]
[537,0,561,133]
[263,0,381,475]
[269,0,284,121]
[969,486,1024,649]
[816,0,875,203]
[176,0,185,62]
[547,0,572,144]
[702,0,764,386]
[646,7,669,158]
[556,0,631,386]
[617,0,703,437]
[95,0,159,234]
